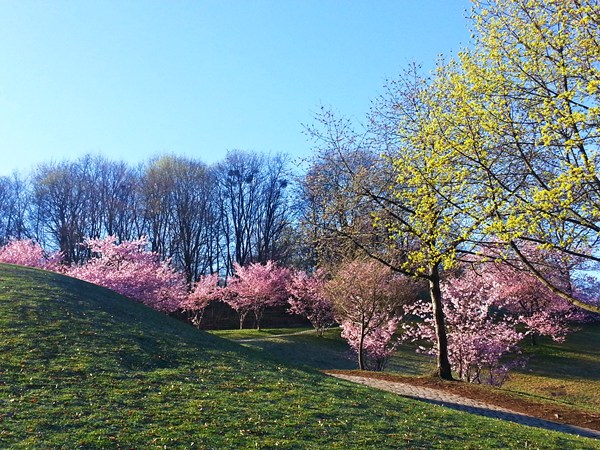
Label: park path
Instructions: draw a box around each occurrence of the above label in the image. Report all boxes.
[329,373,600,440]
[234,328,324,343]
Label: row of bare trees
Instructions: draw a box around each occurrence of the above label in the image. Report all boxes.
[0,151,295,282]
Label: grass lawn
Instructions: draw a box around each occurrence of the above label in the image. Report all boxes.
[504,325,600,413]
[1,263,598,449]
[207,326,314,341]
[212,318,600,429]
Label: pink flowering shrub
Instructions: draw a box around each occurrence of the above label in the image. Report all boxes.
[402,244,588,385]
[480,242,594,334]
[0,239,63,271]
[181,273,223,326]
[484,260,585,344]
[68,236,187,312]
[287,269,335,336]
[224,261,291,330]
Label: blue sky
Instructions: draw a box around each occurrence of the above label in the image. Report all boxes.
[0,1,472,176]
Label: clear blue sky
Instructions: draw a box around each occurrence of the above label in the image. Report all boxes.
[0,1,472,176]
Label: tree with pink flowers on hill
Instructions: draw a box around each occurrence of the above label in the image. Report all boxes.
[476,243,590,344]
[401,245,591,385]
[325,259,421,371]
[403,270,525,385]
[181,273,223,327]
[67,236,187,313]
[224,260,291,330]
[0,239,63,271]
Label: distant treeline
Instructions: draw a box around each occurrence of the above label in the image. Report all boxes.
[0,151,307,282]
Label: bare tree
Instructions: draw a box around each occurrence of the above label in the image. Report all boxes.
[215,150,292,275]
[0,173,30,245]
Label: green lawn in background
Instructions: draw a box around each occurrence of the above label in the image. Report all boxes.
[504,325,600,413]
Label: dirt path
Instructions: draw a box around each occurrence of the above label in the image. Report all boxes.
[328,373,600,440]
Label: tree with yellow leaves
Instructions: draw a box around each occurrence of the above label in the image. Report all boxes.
[304,63,502,380]
[461,0,600,312]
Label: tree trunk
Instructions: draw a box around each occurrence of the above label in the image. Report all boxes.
[357,322,365,370]
[429,264,453,380]
[254,308,263,331]
[530,332,538,346]
[239,311,248,330]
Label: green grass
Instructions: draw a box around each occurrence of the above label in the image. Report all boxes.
[0,264,598,449]
[209,326,314,341]
[218,314,600,414]
[210,327,358,370]
[503,325,600,413]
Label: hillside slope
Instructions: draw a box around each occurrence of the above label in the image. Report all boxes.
[0,264,597,449]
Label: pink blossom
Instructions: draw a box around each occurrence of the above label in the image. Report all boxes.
[68,236,187,312]
[224,260,291,330]
[0,239,63,271]
[325,259,420,371]
[403,272,525,385]
[181,273,223,326]
[340,315,399,371]
[287,269,335,336]
[401,243,588,385]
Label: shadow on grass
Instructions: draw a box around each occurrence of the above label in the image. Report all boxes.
[239,333,358,370]
[230,331,437,375]
[512,325,600,382]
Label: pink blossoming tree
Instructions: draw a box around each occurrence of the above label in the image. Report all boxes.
[181,273,223,327]
[224,260,291,330]
[403,270,525,385]
[0,239,63,271]
[325,259,420,371]
[68,236,187,312]
[402,243,590,385]
[486,262,584,344]
[475,243,589,344]
[287,269,335,336]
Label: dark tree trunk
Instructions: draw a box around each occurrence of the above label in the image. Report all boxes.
[357,322,366,370]
[429,264,453,381]
[530,332,538,346]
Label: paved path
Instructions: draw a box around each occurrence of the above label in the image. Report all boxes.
[329,373,600,440]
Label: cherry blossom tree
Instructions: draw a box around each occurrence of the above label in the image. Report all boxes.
[0,239,63,271]
[181,273,224,327]
[68,236,187,312]
[402,245,591,385]
[287,269,335,336]
[475,243,591,344]
[403,270,525,385]
[224,260,291,330]
[325,259,420,371]
[340,314,401,371]
[486,263,585,344]
[0,239,46,268]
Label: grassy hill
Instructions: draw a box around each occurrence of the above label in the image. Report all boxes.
[0,264,597,449]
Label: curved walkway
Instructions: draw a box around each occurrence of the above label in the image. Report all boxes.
[329,373,600,440]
